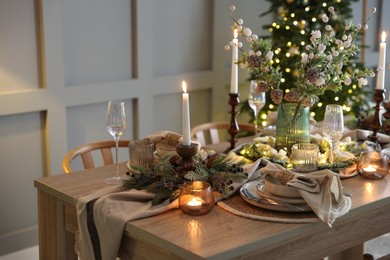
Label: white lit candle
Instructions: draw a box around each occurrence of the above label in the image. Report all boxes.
[187,197,202,207]
[182,81,191,146]
[376,31,386,90]
[230,30,238,94]
[362,165,376,173]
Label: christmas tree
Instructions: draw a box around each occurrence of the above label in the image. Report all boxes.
[241,0,373,125]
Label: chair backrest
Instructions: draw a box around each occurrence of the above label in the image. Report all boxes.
[190,122,255,146]
[62,140,130,173]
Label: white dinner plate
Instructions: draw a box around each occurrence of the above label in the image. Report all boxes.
[257,179,306,204]
[240,181,312,212]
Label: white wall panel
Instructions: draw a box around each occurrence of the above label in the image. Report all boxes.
[0,112,43,253]
[0,0,40,91]
[152,0,213,77]
[62,0,132,86]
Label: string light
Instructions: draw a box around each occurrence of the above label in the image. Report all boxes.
[286,53,291,57]
[286,68,291,73]
[293,21,298,26]
[261,114,267,119]
[312,18,317,22]
[335,97,339,101]
[318,102,323,107]
[322,3,327,7]
[300,30,305,35]
[348,89,352,94]
[301,41,305,46]
[269,104,274,109]
[281,78,285,83]
[272,22,277,27]
[311,112,316,117]
[285,26,290,30]
[287,42,292,47]
[305,7,310,12]
[291,13,295,18]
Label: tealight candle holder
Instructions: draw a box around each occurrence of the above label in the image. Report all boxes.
[179,181,214,215]
[176,143,199,164]
[357,151,389,179]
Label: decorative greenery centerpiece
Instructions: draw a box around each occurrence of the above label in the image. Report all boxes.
[122,152,247,205]
[226,3,376,123]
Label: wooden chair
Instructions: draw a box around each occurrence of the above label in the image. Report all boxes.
[62,140,130,173]
[191,122,255,146]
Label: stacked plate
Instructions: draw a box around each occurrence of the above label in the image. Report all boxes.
[240,176,312,212]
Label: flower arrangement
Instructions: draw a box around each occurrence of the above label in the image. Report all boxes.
[225,5,375,109]
[122,152,247,205]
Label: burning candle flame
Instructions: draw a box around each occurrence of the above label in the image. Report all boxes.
[182,80,187,93]
[382,31,387,43]
[234,29,238,39]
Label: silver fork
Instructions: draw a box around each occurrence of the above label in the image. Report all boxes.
[241,188,305,211]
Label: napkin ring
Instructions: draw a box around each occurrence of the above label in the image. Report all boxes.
[277,170,295,185]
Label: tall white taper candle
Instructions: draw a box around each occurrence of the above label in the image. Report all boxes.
[230,30,238,94]
[182,81,191,146]
[376,31,386,90]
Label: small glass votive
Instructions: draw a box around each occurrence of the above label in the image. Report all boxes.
[179,181,214,216]
[128,139,155,171]
[357,151,389,179]
[290,143,319,173]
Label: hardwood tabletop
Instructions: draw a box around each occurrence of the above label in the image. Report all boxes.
[34,138,390,259]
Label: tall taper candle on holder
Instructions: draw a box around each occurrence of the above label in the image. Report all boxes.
[177,80,199,163]
[369,31,387,142]
[226,30,240,152]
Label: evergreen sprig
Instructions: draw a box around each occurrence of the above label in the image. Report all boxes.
[122,153,247,205]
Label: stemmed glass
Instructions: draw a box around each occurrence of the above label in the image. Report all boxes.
[105,100,127,185]
[322,104,344,167]
[248,80,266,136]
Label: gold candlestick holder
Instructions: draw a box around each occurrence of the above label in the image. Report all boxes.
[225,93,240,153]
[368,89,385,142]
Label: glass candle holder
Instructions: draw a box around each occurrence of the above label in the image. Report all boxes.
[290,143,319,173]
[128,139,155,171]
[357,151,389,179]
[179,181,214,215]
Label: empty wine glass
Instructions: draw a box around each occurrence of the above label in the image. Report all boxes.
[248,80,266,136]
[105,100,127,185]
[322,104,344,167]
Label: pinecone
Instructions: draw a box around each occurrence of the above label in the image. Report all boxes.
[271,89,283,104]
[305,67,320,83]
[169,155,181,166]
[284,88,299,103]
[205,154,218,168]
[256,81,270,92]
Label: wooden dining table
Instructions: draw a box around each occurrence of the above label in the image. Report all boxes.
[34,138,390,260]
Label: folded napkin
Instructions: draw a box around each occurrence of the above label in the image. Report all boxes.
[259,161,351,227]
[75,132,261,260]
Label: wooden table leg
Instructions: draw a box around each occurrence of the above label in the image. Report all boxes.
[37,190,77,260]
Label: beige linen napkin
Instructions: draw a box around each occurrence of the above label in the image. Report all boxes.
[259,162,351,227]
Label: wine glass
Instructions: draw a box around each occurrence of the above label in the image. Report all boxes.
[322,104,344,167]
[248,80,266,136]
[105,100,127,185]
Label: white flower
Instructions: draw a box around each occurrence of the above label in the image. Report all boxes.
[309,53,315,59]
[237,26,242,32]
[344,77,352,85]
[325,25,332,31]
[301,53,308,63]
[315,77,325,86]
[342,35,348,41]
[224,45,230,51]
[237,18,243,25]
[311,30,321,40]
[248,50,255,56]
[237,42,243,48]
[333,50,339,57]
[315,54,320,59]
[328,6,335,13]
[322,15,329,23]
[230,5,235,12]
[265,51,274,60]
[256,51,262,57]
[318,43,326,52]
[358,78,368,87]
[305,45,311,51]
[335,39,342,45]
[243,28,252,37]
[356,23,362,30]
[327,55,333,61]
[246,37,252,42]
[252,34,258,41]
[363,24,368,30]
[343,41,351,48]
[229,41,234,46]
[371,7,376,14]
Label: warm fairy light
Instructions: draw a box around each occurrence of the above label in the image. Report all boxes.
[286,68,291,73]
[322,3,327,7]
[335,97,339,101]
[286,53,291,57]
[301,41,305,46]
[352,84,357,89]
[293,21,298,25]
[318,102,323,107]
[300,30,305,35]
[348,89,352,94]
[382,31,387,43]
[310,112,315,117]
[291,13,295,18]
[269,104,274,109]
[286,26,290,30]
[281,78,285,83]
[287,42,292,46]
[272,22,277,27]
[312,18,317,22]
[305,7,310,11]
[283,17,288,21]
[276,25,281,29]
[269,28,273,32]
[285,89,290,93]
[346,107,351,112]
[262,121,267,127]
[275,58,280,63]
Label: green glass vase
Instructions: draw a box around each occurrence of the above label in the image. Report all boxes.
[275,103,310,152]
